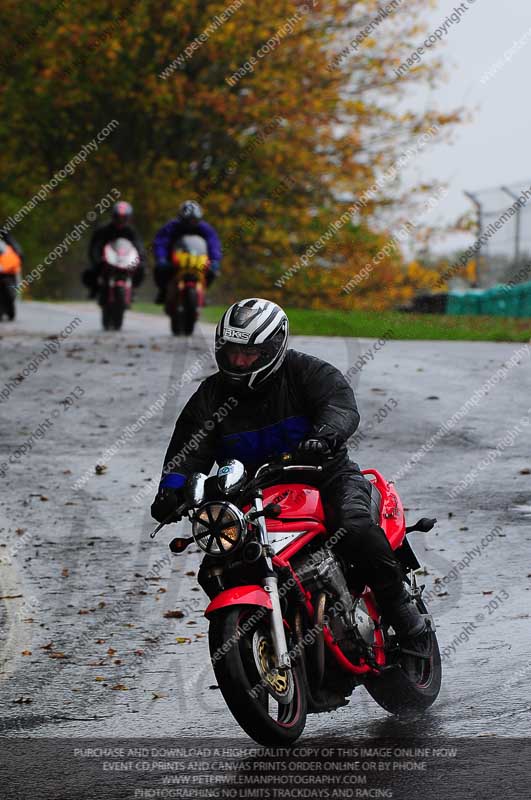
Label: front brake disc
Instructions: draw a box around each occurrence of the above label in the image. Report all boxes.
[252,629,294,705]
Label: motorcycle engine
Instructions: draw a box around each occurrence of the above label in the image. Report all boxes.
[294,548,375,648]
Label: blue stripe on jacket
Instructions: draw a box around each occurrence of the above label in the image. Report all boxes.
[219,415,311,467]
[159,473,187,489]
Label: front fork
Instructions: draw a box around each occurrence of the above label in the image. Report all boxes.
[254,492,291,670]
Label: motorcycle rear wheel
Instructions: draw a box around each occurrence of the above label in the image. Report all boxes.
[363,596,441,714]
[209,606,307,745]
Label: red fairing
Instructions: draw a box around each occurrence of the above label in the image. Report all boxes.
[362,469,406,550]
[204,585,272,618]
[263,484,325,533]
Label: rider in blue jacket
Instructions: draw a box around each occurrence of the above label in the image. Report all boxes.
[153,201,222,303]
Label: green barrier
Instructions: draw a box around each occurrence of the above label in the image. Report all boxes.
[447,282,531,317]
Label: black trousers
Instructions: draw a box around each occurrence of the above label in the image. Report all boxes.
[319,462,404,596]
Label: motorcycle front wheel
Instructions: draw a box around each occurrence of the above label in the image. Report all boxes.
[183,285,198,335]
[209,606,307,745]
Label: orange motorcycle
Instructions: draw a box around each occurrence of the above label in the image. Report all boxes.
[0,240,21,321]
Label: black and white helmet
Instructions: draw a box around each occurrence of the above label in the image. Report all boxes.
[215,298,289,391]
[179,200,203,222]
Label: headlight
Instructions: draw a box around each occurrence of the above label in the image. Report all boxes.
[192,502,246,555]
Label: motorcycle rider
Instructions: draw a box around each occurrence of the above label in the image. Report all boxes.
[0,232,24,262]
[151,298,426,643]
[83,201,146,297]
[153,200,222,304]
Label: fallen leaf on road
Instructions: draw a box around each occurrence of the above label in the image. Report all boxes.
[111,684,128,691]
[520,468,530,475]
[95,464,108,475]
[21,650,32,656]
[164,610,185,619]
[95,676,106,682]
[49,652,68,659]
[107,648,117,656]
[40,496,49,502]
[13,697,32,704]
[78,609,90,615]
[152,692,168,700]
[40,642,53,650]
[185,571,195,577]
[15,528,25,535]
[96,639,106,644]
[175,637,192,644]
[61,568,69,578]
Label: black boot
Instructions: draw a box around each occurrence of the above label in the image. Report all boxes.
[375,584,426,640]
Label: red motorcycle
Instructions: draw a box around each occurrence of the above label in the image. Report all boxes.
[165,234,208,336]
[99,238,140,331]
[153,456,441,745]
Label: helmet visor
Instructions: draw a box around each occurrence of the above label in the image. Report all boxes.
[217,337,281,376]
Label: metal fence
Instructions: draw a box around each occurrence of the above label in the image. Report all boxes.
[465,180,531,288]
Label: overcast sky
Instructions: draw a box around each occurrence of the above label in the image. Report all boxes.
[400,0,531,254]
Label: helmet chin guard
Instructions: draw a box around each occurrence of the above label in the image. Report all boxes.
[215,298,289,392]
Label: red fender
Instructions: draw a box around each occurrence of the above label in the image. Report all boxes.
[204,585,272,619]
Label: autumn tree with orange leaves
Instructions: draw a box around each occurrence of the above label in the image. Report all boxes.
[0,0,460,303]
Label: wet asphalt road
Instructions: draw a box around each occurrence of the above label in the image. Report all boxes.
[1,301,530,747]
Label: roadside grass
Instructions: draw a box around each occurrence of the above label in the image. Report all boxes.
[37,300,530,341]
[200,306,531,342]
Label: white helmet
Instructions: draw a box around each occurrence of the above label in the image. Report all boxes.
[179,200,203,221]
[215,298,289,391]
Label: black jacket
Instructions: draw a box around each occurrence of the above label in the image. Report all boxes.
[89,223,146,267]
[1,233,23,260]
[159,349,360,490]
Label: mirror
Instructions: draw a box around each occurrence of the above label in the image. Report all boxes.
[217,460,247,496]
[185,472,207,506]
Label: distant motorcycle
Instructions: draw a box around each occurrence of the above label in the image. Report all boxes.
[0,240,21,322]
[165,234,208,336]
[99,238,140,331]
[153,454,441,745]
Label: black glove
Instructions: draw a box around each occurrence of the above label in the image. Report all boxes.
[205,268,216,288]
[296,438,332,457]
[151,488,183,523]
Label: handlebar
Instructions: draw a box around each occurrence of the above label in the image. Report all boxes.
[149,501,188,539]
[253,461,323,481]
